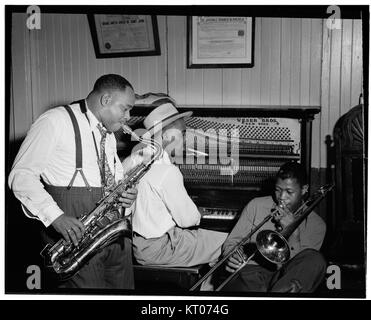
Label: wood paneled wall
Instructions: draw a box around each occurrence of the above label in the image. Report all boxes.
[316,18,363,168]
[10,14,364,168]
[168,17,323,106]
[10,13,167,142]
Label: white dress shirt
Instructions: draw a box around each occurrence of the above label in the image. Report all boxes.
[8,101,123,227]
[132,151,201,239]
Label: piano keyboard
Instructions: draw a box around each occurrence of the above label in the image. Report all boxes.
[201,207,240,220]
[199,207,240,232]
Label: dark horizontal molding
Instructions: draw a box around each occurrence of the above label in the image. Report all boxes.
[5,5,367,19]
[132,105,321,119]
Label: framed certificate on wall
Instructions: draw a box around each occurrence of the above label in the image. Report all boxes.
[187,16,255,68]
[88,14,161,58]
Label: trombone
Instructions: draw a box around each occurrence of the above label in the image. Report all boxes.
[190,184,334,292]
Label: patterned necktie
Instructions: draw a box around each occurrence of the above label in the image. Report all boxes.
[97,124,116,195]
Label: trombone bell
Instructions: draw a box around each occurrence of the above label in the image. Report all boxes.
[256,230,291,264]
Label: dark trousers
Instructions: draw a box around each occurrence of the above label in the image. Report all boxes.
[58,239,134,289]
[43,184,134,290]
[222,249,326,293]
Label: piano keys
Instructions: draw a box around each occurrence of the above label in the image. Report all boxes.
[200,207,239,220]
[199,207,240,232]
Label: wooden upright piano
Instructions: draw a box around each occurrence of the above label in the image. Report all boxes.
[116,100,320,233]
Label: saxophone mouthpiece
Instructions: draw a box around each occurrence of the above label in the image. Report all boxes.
[121,124,133,135]
[122,124,141,141]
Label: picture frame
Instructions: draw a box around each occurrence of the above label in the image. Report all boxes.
[88,14,161,58]
[187,16,255,69]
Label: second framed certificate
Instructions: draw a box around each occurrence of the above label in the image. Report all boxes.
[187,16,255,68]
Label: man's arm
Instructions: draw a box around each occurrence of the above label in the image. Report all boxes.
[8,110,65,226]
[159,166,201,228]
[222,200,259,272]
[221,200,256,256]
[299,213,327,251]
[8,110,88,244]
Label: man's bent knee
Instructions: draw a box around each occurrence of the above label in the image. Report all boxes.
[297,249,327,272]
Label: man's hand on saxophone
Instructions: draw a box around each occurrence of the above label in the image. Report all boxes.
[51,215,85,246]
[50,187,137,246]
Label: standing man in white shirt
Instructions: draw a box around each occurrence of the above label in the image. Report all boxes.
[124,99,228,268]
[8,74,138,289]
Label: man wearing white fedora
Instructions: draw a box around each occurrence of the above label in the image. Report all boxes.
[125,98,228,270]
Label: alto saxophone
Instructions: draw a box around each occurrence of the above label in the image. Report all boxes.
[40,125,163,280]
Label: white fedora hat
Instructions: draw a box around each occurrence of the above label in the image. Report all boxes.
[142,99,192,137]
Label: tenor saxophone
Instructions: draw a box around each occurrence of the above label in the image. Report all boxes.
[40,125,163,280]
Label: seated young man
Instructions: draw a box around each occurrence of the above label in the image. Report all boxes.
[220,162,327,293]
[123,98,228,268]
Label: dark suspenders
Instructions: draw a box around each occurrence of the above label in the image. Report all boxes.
[63,102,91,190]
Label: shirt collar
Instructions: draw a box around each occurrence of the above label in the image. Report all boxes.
[84,100,103,130]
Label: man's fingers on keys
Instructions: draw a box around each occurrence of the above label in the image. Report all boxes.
[66,227,79,246]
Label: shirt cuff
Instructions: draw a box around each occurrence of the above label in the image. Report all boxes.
[23,204,64,227]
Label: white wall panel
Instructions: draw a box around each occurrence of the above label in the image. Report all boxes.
[10,14,364,169]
